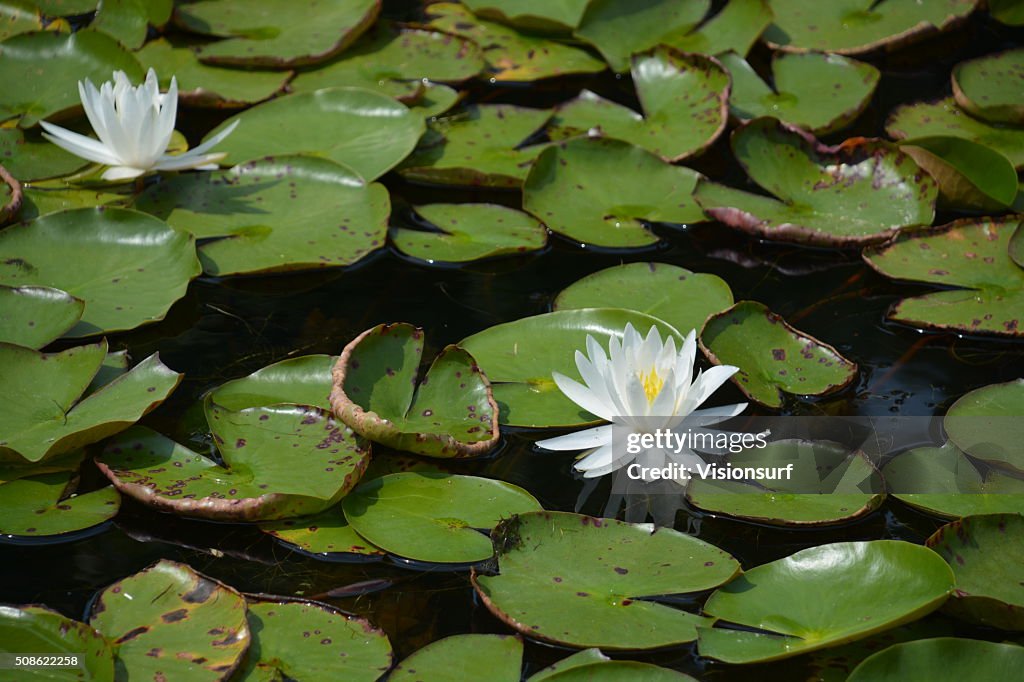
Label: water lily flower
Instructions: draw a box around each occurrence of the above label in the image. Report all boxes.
[536,324,747,480]
[40,68,238,181]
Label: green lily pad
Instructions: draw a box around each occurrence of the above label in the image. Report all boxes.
[204,87,425,182]
[426,3,605,81]
[944,379,1024,474]
[991,0,1024,25]
[523,137,704,248]
[174,0,380,67]
[694,118,937,246]
[847,638,1024,681]
[898,135,1019,210]
[762,0,978,54]
[330,323,499,458]
[0,30,142,127]
[32,0,96,13]
[886,97,1024,169]
[389,634,522,682]
[290,22,483,100]
[0,207,201,337]
[342,472,542,563]
[926,513,1024,630]
[16,186,126,221]
[0,470,119,538]
[952,48,1024,124]
[260,504,385,558]
[549,47,728,161]
[863,216,1024,337]
[460,308,684,427]
[236,600,392,681]
[207,354,334,411]
[529,651,697,682]
[135,156,389,276]
[407,82,461,119]
[135,38,290,108]
[473,511,738,649]
[553,262,733,337]
[0,127,89,182]
[721,51,879,134]
[1011,221,1024,267]
[89,559,250,681]
[699,301,858,408]
[391,203,547,263]
[0,285,83,349]
[698,540,955,663]
[665,0,772,57]
[0,1,44,41]
[398,103,551,188]
[0,605,114,679]
[0,342,182,464]
[687,441,883,525]
[92,0,172,49]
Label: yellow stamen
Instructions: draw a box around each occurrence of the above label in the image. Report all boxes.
[639,367,664,403]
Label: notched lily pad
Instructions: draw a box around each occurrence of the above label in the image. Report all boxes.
[0,605,114,679]
[392,203,547,263]
[0,284,83,349]
[0,469,119,538]
[329,323,499,458]
[952,47,1024,125]
[390,634,522,682]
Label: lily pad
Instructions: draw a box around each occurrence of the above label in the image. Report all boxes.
[886,97,1024,169]
[32,0,97,13]
[0,470,119,538]
[0,285,83,348]
[0,127,89,181]
[207,354,334,411]
[720,51,879,134]
[698,540,955,663]
[1012,220,1024,267]
[391,203,547,263]
[0,30,142,127]
[926,513,1024,630]
[0,1,44,41]
[342,472,542,563]
[0,207,201,337]
[473,511,738,649]
[0,605,114,679]
[847,638,1024,681]
[523,137,704,248]
[237,600,392,681]
[687,441,883,525]
[991,0,1024,25]
[89,560,250,681]
[135,156,389,276]
[460,308,684,427]
[407,82,461,119]
[204,87,425,182]
[290,22,483,100]
[944,379,1024,474]
[426,3,605,81]
[952,48,1024,124]
[330,323,499,457]
[862,216,1024,337]
[0,342,182,464]
[174,0,380,67]
[694,118,937,246]
[398,103,551,188]
[898,135,1019,210]
[260,505,385,558]
[530,652,696,682]
[390,634,522,682]
[549,47,729,161]
[666,0,772,57]
[761,0,978,54]
[699,301,858,408]
[17,186,126,221]
[92,0,172,49]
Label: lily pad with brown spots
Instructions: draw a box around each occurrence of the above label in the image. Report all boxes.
[390,634,523,682]
[206,354,334,412]
[952,48,1024,125]
[0,469,119,539]
[391,203,547,264]
[0,285,83,349]
[259,504,386,558]
[0,605,115,679]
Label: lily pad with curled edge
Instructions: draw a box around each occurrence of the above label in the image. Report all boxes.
[0,285,83,348]
[426,3,605,82]
[548,47,729,162]
[472,511,738,649]
[687,440,883,526]
[89,559,250,682]
[0,605,115,679]
[698,301,859,409]
[398,104,551,188]
[523,137,704,248]
[173,0,380,67]
[390,634,523,682]
[863,217,1024,338]
[0,469,119,538]
[0,31,143,127]
[0,341,182,464]
[991,0,1024,25]
[236,599,393,681]
[694,118,937,247]
[847,638,1024,681]
[720,51,879,135]
[0,127,88,182]
[697,540,955,664]
[944,379,1024,474]
[666,0,772,58]
[290,22,483,100]
[926,513,1024,630]
[554,262,733,337]
[329,323,499,457]
[391,203,547,264]
[886,97,1024,169]
[0,207,201,337]
[761,0,978,55]
[204,88,425,182]
[135,156,389,276]
[898,136,1019,211]
[343,472,542,563]
[207,354,334,411]
[952,48,1024,125]
[460,308,684,427]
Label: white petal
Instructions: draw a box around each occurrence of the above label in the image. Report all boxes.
[101,165,146,180]
[551,371,615,422]
[40,122,121,165]
[686,402,748,427]
[153,151,227,171]
[689,365,740,408]
[536,424,613,451]
[576,442,633,477]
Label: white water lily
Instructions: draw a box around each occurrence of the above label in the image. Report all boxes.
[536,324,747,480]
[40,68,238,181]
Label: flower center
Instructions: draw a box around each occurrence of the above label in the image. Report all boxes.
[639,367,664,403]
